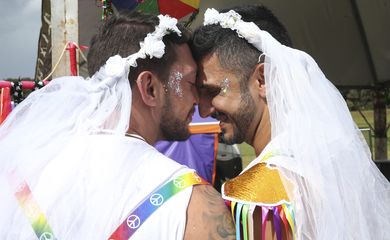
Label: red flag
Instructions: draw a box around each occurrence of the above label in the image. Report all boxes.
[158,0,197,19]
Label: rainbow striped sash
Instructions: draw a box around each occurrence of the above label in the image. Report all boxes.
[12,171,207,240]
[10,178,55,240]
[108,171,208,240]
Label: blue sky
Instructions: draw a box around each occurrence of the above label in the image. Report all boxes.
[0,0,41,79]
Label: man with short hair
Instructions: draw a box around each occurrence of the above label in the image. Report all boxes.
[192,5,390,240]
[0,11,235,239]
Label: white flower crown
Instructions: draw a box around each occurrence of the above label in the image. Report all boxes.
[105,15,181,78]
[203,8,265,53]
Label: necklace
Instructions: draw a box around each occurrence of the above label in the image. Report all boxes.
[125,133,146,142]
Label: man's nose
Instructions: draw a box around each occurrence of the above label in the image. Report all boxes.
[193,86,199,105]
[198,96,214,118]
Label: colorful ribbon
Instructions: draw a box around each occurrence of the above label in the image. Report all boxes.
[280,205,291,240]
[12,180,55,239]
[261,206,270,240]
[108,171,207,240]
[231,201,237,223]
[282,203,296,240]
[273,206,282,240]
[241,204,249,240]
[227,201,296,239]
[235,203,243,240]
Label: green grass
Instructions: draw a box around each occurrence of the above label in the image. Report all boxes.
[238,109,389,168]
[237,142,255,168]
[351,109,390,158]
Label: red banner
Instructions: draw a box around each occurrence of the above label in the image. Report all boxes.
[0,87,12,124]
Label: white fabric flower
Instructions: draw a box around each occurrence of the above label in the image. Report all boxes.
[158,15,181,36]
[204,8,221,25]
[99,14,183,85]
[141,35,166,59]
[204,8,263,51]
[205,9,242,29]
[221,10,241,28]
[236,22,261,42]
[105,55,127,77]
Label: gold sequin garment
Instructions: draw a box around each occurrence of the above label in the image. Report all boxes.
[224,163,289,204]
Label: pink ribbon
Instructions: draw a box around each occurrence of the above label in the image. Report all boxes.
[261,206,269,240]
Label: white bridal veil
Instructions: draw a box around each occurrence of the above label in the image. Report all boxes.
[205,8,390,240]
[0,15,181,238]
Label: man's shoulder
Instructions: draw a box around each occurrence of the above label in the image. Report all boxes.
[185,184,235,239]
[221,161,295,240]
[223,162,290,205]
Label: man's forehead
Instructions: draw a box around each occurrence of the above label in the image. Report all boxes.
[171,65,197,81]
[171,63,196,75]
[170,60,197,83]
[173,44,197,72]
[200,53,222,71]
[198,53,235,86]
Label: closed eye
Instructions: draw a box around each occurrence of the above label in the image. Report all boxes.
[202,86,221,96]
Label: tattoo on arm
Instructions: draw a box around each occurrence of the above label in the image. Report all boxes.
[185,185,235,240]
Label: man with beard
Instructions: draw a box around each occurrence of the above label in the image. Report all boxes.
[192,6,293,240]
[0,11,235,239]
[86,12,235,239]
[192,5,291,150]
[192,5,390,240]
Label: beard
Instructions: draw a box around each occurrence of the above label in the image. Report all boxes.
[219,91,255,145]
[160,95,192,141]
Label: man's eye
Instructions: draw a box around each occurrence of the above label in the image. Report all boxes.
[207,88,221,96]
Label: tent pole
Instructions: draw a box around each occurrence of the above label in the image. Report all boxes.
[374,87,387,160]
[350,0,387,160]
[34,0,52,81]
[51,0,79,78]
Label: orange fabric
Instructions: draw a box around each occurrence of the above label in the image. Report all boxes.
[211,133,219,185]
[189,124,220,134]
[188,122,219,185]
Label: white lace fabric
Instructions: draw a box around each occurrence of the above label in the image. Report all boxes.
[204,8,390,239]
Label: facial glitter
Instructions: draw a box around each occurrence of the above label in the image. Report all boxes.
[219,78,230,96]
[168,71,183,97]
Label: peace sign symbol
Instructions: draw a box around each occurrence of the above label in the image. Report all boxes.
[173,177,185,188]
[127,215,141,229]
[150,193,164,206]
[193,173,201,183]
[39,232,54,240]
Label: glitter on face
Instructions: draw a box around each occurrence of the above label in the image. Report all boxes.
[168,71,183,97]
[219,78,230,96]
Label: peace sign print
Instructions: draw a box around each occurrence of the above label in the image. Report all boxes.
[173,177,186,189]
[150,193,164,206]
[39,232,54,240]
[193,173,201,183]
[127,215,141,229]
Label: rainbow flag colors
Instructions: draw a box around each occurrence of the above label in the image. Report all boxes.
[109,171,207,240]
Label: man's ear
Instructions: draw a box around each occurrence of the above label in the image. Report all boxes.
[135,71,161,107]
[254,63,266,99]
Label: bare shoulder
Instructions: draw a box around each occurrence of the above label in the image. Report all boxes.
[184,184,236,240]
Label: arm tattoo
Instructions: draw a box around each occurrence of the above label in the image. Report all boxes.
[200,185,236,240]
